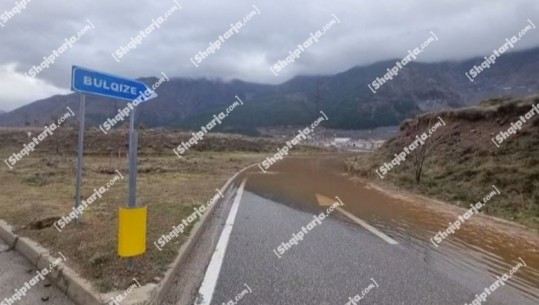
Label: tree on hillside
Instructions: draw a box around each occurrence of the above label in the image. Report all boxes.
[409,103,447,184]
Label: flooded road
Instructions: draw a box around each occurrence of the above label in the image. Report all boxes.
[244,155,539,304]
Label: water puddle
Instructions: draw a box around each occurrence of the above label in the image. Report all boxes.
[243,156,539,304]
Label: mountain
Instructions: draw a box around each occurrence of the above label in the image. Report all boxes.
[1,47,538,132]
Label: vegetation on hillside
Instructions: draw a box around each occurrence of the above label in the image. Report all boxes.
[347,95,539,229]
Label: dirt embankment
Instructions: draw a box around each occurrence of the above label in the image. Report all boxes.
[348,95,539,229]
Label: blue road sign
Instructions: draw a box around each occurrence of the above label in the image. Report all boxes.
[71,66,157,102]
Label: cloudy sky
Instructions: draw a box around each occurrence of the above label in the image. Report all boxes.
[0,0,538,111]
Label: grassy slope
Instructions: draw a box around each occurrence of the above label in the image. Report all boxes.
[347,95,539,229]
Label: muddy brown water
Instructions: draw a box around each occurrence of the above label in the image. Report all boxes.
[244,156,539,303]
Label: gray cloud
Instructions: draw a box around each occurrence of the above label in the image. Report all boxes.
[0,0,538,110]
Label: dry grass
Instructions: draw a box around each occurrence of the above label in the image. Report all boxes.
[347,96,539,229]
[0,128,275,292]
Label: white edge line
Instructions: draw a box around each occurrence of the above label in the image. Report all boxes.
[336,207,398,245]
[195,179,247,305]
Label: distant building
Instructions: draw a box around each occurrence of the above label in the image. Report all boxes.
[372,140,385,149]
[332,137,351,146]
[305,135,385,151]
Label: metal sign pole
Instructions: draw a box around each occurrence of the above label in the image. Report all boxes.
[75,94,86,223]
[128,106,137,208]
[127,106,138,270]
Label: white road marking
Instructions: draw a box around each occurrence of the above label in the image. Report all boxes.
[336,207,399,245]
[195,179,247,305]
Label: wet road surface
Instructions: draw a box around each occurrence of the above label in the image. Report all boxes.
[196,156,539,305]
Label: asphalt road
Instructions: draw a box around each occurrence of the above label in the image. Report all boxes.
[197,185,510,305]
[0,239,74,305]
